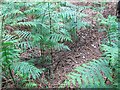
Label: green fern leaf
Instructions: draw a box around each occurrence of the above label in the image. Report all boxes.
[12,62,44,80]
[61,59,113,88]
[25,82,37,88]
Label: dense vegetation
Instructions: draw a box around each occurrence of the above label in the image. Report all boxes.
[0,1,119,89]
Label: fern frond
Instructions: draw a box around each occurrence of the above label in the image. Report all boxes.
[101,36,118,66]
[14,30,32,40]
[25,82,37,88]
[11,62,44,80]
[48,33,71,42]
[60,59,112,88]
[2,3,23,17]
[3,10,23,17]
[1,41,20,70]
[17,41,33,49]
[12,21,37,27]
[2,33,18,42]
[53,43,70,51]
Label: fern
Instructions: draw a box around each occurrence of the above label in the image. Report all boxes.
[1,41,20,68]
[61,12,119,89]
[101,42,119,89]
[1,2,89,88]
[14,30,33,49]
[60,59,113,88]
[2,33,18,42]
[12,21,37,27]
[53,43,70,51]
[11,62,44,80]
[101,43,118,66]
[1,2,88,52]
[48,33,71,42]
[25,82,37,88]
[1,41,44,87]
[2,30,33,49]
[99,15,119,89]
[0,41,20,86]
[1,33,43,88]
[14,30,31,40]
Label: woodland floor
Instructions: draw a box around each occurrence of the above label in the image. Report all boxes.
[2,2,116,89]
[46,2,116,87]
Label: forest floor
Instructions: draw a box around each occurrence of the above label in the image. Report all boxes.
[49,2,116,87]
[1,1,117,89]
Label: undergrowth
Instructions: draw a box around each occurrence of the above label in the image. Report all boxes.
[0,2,89,88]
[60,13,119,89]
[0,1,119,89]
